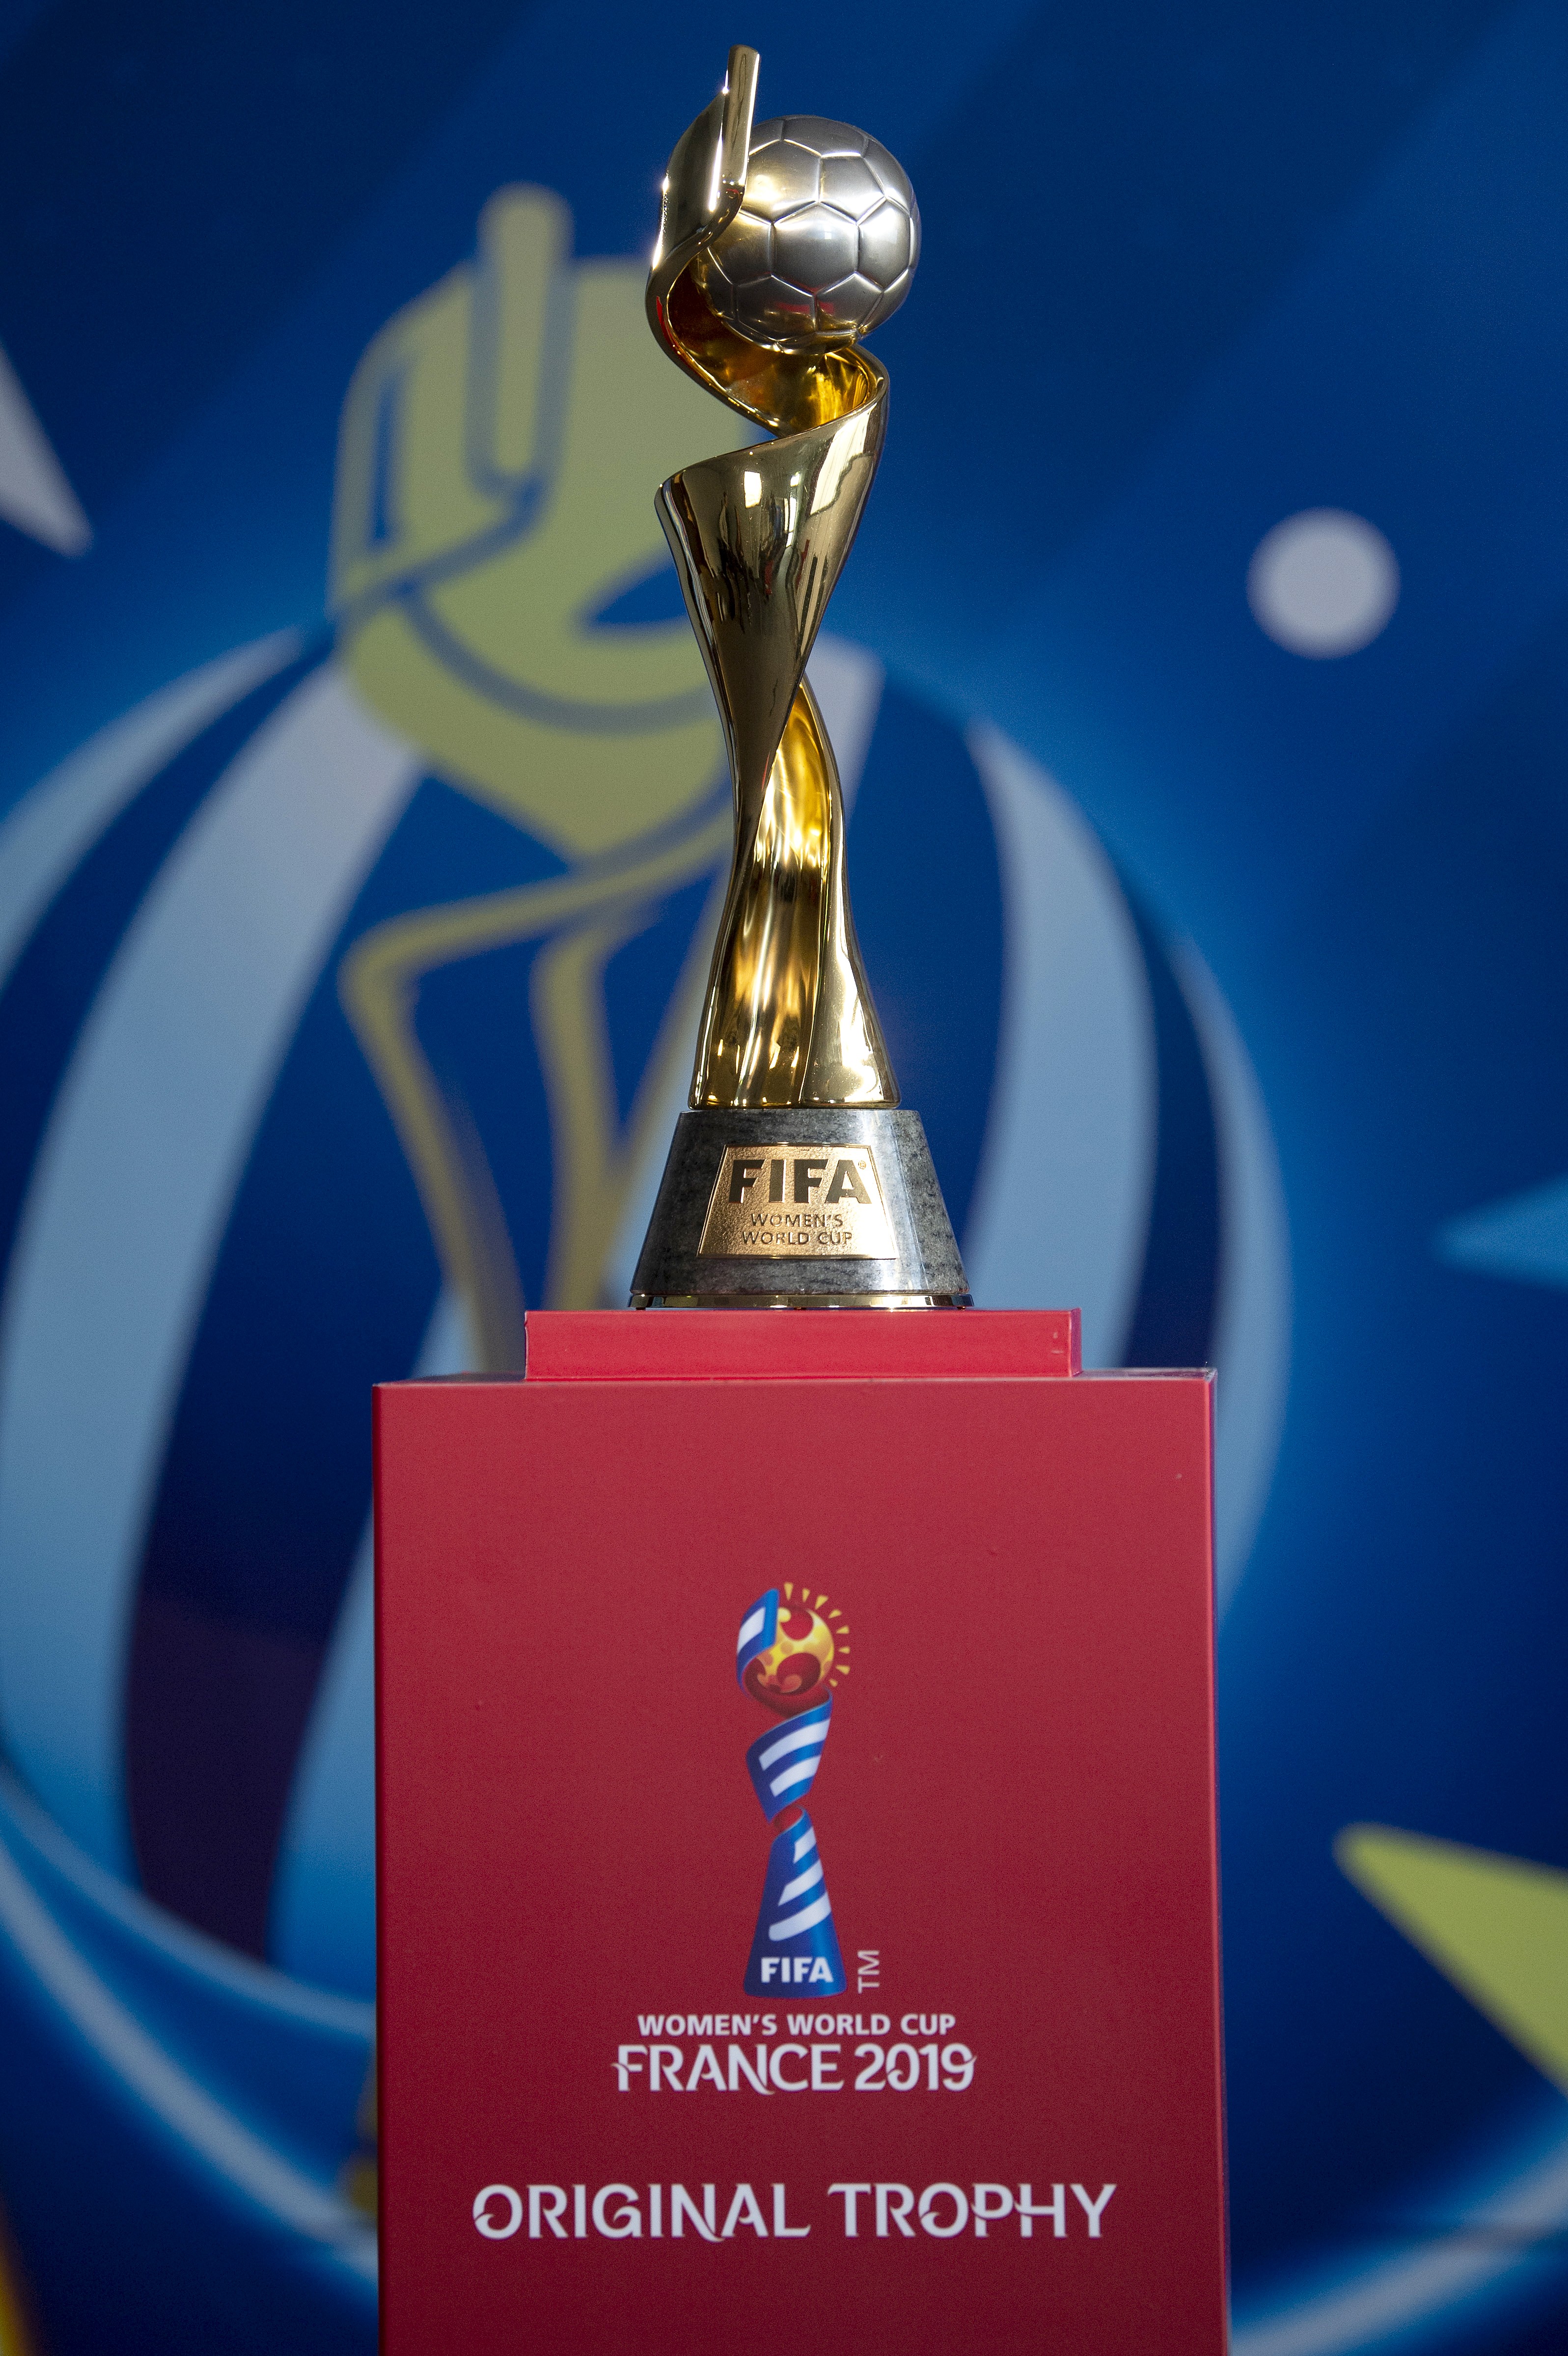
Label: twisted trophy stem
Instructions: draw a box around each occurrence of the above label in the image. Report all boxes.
[647,46,898,1109]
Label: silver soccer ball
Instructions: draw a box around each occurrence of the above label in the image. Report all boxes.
[694,115,920,351]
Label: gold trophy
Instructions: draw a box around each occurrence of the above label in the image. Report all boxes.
[631,47,968,1309]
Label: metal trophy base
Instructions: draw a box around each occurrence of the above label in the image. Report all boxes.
[630,1107,970,1308]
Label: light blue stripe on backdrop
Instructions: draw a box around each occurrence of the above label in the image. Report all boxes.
[0,669,420,1874]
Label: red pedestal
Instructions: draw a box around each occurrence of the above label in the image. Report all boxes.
[376,1310,1225,2355]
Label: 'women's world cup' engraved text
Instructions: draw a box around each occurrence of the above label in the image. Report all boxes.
[699,1147,896,1257]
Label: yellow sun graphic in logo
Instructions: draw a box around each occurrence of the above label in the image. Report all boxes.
[742,1583,850,1718]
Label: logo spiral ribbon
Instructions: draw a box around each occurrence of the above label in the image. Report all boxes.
[737,1587,848,1995]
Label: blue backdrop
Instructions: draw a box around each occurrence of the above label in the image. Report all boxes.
[0,2,1566,2350]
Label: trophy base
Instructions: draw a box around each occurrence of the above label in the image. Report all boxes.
[629,1107,970,1308]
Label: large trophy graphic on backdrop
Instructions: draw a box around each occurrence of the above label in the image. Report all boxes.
[738,1586,849,1995]
[631,47,970,1308]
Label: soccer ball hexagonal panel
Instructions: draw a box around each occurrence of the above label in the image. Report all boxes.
[694,114,920,350]
[818,154,884,222]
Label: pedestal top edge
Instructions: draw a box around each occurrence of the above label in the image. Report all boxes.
[385,1307,1095,1385]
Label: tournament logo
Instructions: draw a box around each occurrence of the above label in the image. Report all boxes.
[330,184,749,1361]
[737,1586,851,1995]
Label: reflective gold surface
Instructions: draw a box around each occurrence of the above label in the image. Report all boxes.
[648,47,899,1109]
[697,1142,896,1259]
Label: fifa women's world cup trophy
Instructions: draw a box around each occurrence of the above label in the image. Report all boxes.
[631,46,970,1308]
